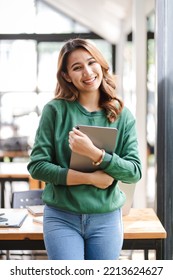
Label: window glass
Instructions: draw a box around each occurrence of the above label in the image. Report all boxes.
[37,42,64,92]
[91,39,113,71]
[0,92,38,141]
[37,92,54,113]
[1,92,38,119]
[123,41,135,115]
[0,40,37,91]
[147,13,155,32]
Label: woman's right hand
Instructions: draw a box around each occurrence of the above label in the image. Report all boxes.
[67,169,114,189]
[68,127,103,163]
[89,170,114,189]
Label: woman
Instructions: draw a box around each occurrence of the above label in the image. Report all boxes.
[27,38,142,260]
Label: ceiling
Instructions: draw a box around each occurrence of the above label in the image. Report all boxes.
[44,0,154,44]
[44,0,132,44]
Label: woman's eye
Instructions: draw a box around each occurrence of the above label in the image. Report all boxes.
[89,60,96,65]
[73,66,81,71]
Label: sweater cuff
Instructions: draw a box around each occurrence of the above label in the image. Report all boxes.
[100,152,112,169]
[58,168,68,185]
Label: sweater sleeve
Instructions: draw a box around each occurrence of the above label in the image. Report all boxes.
[27,103,68,185]
[100,109,142,184]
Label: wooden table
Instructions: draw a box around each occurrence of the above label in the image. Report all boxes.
[123,208,166,259]
[0,208,167,260]
[0,162,29,179]
[0,162,42,207]
[0,150,29,162]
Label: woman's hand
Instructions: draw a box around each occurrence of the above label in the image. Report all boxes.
[69,127,102,162]
[67,169,114,189]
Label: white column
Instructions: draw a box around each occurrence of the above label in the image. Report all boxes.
[132,0,147,208]
[116,20,125,99]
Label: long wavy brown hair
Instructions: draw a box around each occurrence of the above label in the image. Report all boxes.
[55,38,124,122]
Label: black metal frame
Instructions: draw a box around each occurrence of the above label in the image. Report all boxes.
[0,32,101,41]
[0,238,164,260]
[123,239,163,260]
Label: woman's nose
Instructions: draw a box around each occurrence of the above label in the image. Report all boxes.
[83,66,92,77]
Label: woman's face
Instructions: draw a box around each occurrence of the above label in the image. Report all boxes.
[65,48,103,95]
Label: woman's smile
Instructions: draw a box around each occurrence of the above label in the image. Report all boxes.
[82,76,97,85]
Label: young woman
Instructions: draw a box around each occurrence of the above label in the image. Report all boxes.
[27,38,142,260]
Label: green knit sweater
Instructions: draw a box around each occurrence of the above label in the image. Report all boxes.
[27,99,142,214]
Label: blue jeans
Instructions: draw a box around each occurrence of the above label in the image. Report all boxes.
[43,205,123,260]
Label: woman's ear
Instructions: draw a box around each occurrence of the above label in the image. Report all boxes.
[62,72,71,83]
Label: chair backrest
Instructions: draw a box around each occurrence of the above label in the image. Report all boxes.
[12,190,44,208]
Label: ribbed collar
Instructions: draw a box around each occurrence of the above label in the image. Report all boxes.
[75,100,105,117]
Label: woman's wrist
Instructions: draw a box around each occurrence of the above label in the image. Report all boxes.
[89,147,104,163]
[92,149,105,166]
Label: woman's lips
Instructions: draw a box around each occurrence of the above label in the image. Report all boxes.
[83,77,96,84]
